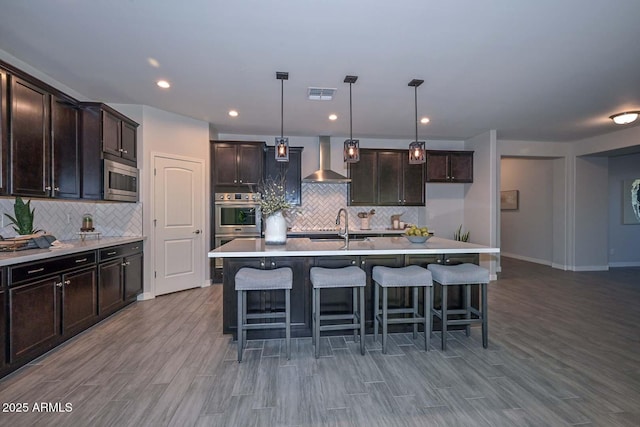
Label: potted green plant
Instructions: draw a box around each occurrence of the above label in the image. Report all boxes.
[4,197,41,235]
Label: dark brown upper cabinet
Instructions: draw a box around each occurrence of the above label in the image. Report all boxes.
[51,96,80,198]
[10,77,51,198]
[426,150,474,183]
[80,102,138,168]
[0,69,7,196]
[264,146,303,206]
[212,141,265,187]
[348,149,425,206]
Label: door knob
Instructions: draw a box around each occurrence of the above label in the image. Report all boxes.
[193,230,201,234]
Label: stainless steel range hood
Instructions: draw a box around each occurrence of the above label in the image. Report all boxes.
[302,136,351,183]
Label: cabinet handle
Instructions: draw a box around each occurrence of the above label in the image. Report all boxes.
[56,282,63,288]
[107,251,117,256]
[75,258,88,263]
[351,260,356,265]
[119,148,124,152]
[45,186,52,191]
[193,230,201,234]
[270,261,276,267]
[123,150,128,154]
[260,261,265,268]
[361,260,365,265]
[64,280,71,285]
[239,180,243,183]
[436,259,442,264]
[54,187,60,191]
[445,258,451,263]
[122,261,130,266]
[28,267,45,274]
[132,246,139,250]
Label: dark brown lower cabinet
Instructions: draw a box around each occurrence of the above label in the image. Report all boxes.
[99,260,123,315]
[123,252,143,301]
[9,276,60,364]
[62,267,98,336]
[0,288,7,371]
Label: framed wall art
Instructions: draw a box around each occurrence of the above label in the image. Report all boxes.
[622,179,640,224]
[501,190,519,210]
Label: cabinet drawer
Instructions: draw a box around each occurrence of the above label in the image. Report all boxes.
[10,251,96,285]
[99,241,143,261]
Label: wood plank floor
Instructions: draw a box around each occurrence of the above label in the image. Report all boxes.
[1,257,639,426]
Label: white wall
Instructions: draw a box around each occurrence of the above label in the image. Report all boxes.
[113,104,211,297]
[608,153,640,267]
[464,130,498,278]
[574,156,609,270]
[500,158,554,265]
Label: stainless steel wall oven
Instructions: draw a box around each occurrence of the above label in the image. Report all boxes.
[214,192,261,269]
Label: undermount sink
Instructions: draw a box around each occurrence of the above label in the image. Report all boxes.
[309,237,370,243]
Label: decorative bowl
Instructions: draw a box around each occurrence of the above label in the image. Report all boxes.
[405,235,429,243]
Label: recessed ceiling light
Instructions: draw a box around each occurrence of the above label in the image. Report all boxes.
[329,114,338,121]
[610,111,640,125]
[420,117,430,124]
[156,80,170,89]
[147,57,160,68]
[228,110,239,117]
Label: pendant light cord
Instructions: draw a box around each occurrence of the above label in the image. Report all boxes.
[280,79,284,138]
[414,85,418,142]
[349,82,353,141]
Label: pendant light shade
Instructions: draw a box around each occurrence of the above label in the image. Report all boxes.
[343,75,360,163]
[275,71,289,162]
[408,79,426,164]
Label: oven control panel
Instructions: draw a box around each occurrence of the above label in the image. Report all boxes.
[215,192,261,202]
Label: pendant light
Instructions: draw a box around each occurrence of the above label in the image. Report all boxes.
[343,75,360,163]
[275,71,289,162]
[408,79,426,164]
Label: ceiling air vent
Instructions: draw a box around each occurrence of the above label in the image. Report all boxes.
[307,87,336,101]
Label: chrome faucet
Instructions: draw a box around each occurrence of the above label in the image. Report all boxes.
[336,208,349,248]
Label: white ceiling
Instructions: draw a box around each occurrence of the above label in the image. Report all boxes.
[1,1,640,142]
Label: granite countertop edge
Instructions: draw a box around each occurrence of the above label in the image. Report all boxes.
[0,236,146,267]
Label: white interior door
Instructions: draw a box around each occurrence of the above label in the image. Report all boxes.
[154,155,204,296]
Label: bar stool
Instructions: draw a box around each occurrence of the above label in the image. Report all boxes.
[310,266,366,358]
[235,267,293,362]
[372,265,433,354]
[427,263,489,351]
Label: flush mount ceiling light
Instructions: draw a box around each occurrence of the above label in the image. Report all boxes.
[420,117,430,124]
[228,110,239,117]
[408,79,426,164]
[275,71,289,162]
[156,80,170,89]
[343,75,360,163]
[329,114,338,121]
[610,111,640,125]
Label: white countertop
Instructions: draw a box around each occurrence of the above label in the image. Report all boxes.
[0,236,145,267]
[208,236,499,258]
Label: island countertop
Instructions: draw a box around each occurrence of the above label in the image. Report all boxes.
[209,236,499,258]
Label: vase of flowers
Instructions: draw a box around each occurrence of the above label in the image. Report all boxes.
[259,177,291,245]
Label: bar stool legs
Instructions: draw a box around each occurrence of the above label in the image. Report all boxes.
[235,267,293,362]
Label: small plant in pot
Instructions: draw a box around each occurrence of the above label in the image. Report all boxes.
[4,197,41,235]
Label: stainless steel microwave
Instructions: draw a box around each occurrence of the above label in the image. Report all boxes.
[104,159,138,202]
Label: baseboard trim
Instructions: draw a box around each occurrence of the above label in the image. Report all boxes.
[572,265,609,272]
[201,280,212,288]
[501,252,552,266]
[551,263,570,271]
[137,292,155,301]
[608,261,640,268]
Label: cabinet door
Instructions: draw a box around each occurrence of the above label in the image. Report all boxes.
[425,151,449,182]
[9,277,60,363]
[98,260,123,315]
[10,77,50,197]
[403,161,425,205]
[123,252,143,301]
[348,150,377,205]
[121,121,137,162]
[0,288,5,368]
[359,255,405,328]
[102,110,121,157]
[62,267,97,335]
[238,144,263,185]
[52,97,80,198]
[377,152,403,205]
[213,143,239,185]
[0,69,8,195]
[264,146,302,205]
[449,152,473,183]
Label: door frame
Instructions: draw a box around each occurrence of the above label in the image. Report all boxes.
[150,151,207,298]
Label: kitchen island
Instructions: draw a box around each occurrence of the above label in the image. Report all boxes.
[209,236,499,339]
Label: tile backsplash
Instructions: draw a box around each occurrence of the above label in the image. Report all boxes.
[286,183,422,230]
[0,198,143,241]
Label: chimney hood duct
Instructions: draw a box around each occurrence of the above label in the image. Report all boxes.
[303,136,351,183]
